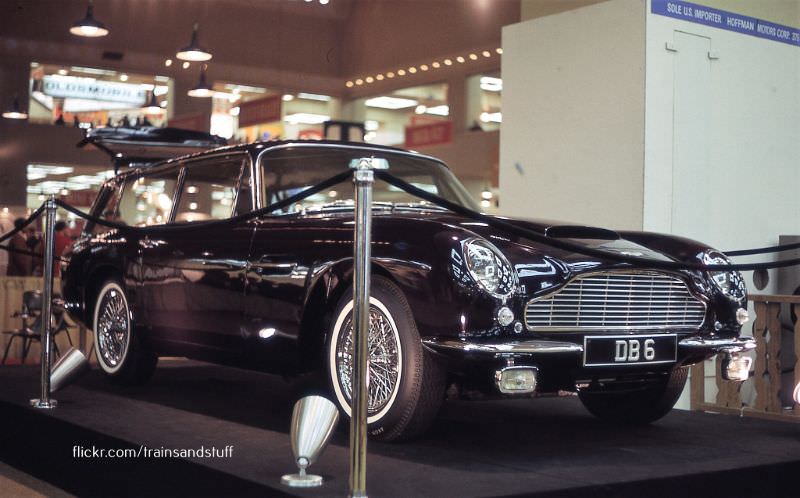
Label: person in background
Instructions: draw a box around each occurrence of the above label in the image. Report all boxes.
[26,225,44,276]
[6,218,33,276]
[53,220,72,277]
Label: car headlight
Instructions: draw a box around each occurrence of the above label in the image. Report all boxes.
[463,238,518,298]
[702,251,746,301]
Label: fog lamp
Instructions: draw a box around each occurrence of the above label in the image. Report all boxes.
[721,353,752,382]
[495,366,537,394]
[736,308,749,325]
[497,306,514,327]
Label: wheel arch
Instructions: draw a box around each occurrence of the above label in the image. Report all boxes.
[295,259,429,372]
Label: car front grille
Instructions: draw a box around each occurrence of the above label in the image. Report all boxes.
[524,272,706,332]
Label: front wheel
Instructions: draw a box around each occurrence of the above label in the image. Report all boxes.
[578,367,688,424]
[93,280,157,385]
[326,276,445,441]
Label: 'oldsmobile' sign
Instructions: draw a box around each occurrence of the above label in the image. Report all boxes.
[42,75,147,106]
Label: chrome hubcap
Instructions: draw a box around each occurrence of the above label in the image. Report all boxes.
[97,289,129,368]
[336,305,401,415]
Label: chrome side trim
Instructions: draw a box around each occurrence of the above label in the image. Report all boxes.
[679,336,756,353]
[422,337,583,354]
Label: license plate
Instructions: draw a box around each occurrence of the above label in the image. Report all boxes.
[583,334,677,367]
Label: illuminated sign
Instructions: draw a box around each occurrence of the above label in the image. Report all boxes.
[42,75,147,105]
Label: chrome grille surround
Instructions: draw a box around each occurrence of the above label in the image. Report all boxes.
[524,271,706,332]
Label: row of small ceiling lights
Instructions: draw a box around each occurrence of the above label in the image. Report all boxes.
[346,48,502,88]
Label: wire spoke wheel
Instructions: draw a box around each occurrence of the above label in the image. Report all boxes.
[96,288,129,368]
[336,305,401,416]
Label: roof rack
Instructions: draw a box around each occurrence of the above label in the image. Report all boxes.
[77,127,227,173]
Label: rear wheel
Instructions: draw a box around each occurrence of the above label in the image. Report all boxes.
[578,367,688,424]
[93,280,157,385]
[326,276,445,441]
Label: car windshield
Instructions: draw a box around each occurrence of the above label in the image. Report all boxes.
[259,145,478,214]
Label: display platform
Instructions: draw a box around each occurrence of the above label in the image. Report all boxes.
[1,361,799,498]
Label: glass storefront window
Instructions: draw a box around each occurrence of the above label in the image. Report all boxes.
[465,72,501,132]
[28,63,171,128]
[354,83,449,146]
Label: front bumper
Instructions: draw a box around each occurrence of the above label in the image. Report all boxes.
[423,335,756,393]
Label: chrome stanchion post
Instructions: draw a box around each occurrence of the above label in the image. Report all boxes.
[348,157,385,498]
[31,196,57,409]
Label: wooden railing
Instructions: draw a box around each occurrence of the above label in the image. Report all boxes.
[691,294,800,423]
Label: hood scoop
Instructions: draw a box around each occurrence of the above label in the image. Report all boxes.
[545,225,620,241]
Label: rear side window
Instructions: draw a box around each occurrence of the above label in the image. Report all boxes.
[174,155,245,222]
[89,182,123,234]
[118,167,181,226]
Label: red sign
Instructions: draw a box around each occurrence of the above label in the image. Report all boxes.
[168,112,210,132]
[404,121,453,149]
[62,190,96,208]
[238,95,282,128]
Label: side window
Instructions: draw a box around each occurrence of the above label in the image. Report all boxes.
[89,182,123,234]
[175,155,244,222]
[118,167,180,226]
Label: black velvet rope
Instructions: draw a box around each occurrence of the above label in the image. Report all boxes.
[1,170,799,272]
[54,170,353,232]
[725,241,800,256]
[0,205,45,245]
[374,171,800,272]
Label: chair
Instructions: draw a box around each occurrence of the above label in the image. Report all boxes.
[1,290,73,365]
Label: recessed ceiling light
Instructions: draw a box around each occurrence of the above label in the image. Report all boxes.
[397,69,406,76]
[496,47,503,54]
[319,0,330,4]
[444,59,453,66]
[365,76,374,83]
[376,74,384,81]
[345,81,354,88]
[182,61,190,69]
[408,67,417,74]
[482,50,491,58]
[355,78,364,85]
[365,96,418,110]
[165,59,173,67]
[386,72,395,78]
[469,53,478,60]
[282,94,294,101]
[420,64,429,71]
[119,74,128,81]
[432,61,440,68]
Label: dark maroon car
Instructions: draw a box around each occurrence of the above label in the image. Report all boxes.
[62,128,754,441]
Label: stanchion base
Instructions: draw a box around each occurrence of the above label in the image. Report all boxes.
[281,473,323,487]
[30,398,57,409]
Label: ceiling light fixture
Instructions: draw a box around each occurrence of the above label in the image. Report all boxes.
[119,74,128,82]
[496,47,503,54]
[376,74,384,81]
[282,94,294,101]
[165,59,173,67]
[469,53,478,60]
[182,61,190,69]
[397,69,406,76]
[456,56,465,63]
[345,81,354,88]
[177,23,212,62]
[365,76,374,83]
[2,95,28,120]
[386,72,395,78]
[432,61,440,68]
[482,50,491,58]
[408,67,417,74]
[70,0,109,38]
[187,64,213,98]
[355,78,364,85]
[365,96,418,110]
[444,59,453,66]
[420,64,429,71]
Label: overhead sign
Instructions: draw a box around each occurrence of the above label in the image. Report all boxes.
[652,0,800,47]
[238,95,282,128]
[42,75,148,105]
[405,121,453,149]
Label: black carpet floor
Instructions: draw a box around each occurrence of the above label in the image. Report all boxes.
[1,361,799,498]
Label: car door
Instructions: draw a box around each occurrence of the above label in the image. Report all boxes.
[141,153,253,363]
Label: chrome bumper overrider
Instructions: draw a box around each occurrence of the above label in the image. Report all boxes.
[422,338,583,354]
[678,336,756,353]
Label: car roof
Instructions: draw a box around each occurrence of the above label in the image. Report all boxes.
[106,139,449,184]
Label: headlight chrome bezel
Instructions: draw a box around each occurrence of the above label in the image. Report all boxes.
[702,250,747,302]
[462,238,518,299]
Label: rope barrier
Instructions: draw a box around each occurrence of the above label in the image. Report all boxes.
[0,169,797,272]
[0,205,45,245]
[725,241,800,256]
[374,171,800,273]
[52,170,352,232]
